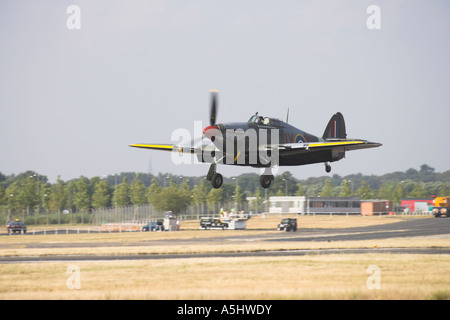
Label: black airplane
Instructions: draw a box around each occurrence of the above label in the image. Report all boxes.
[130,90,381,189]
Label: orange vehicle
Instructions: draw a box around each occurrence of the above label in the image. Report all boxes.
[433,196,450,218]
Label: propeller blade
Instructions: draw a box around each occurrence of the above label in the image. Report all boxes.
[209,89,218,126]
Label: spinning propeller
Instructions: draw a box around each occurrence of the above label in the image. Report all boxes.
[209,89,218,126]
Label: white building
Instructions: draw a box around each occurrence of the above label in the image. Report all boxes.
[247,196,362,215]
[269,196,306,214]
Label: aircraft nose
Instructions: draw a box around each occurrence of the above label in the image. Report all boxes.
[203,125,221,141]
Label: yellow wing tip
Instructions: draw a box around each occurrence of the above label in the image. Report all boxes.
[129,144,174,150]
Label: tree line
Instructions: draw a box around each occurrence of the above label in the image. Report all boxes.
[0,164,449,223]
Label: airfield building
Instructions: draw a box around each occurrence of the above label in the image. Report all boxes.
[361,200,393,216]
[401,198,434,213]
[268,196,361,215]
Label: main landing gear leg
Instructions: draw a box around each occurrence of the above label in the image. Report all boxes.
[259,167,274,189]
[325,162,331,173]
[206,162,223,189]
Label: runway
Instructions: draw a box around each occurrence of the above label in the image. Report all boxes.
[1,217,449,263]
[1,247,449,263]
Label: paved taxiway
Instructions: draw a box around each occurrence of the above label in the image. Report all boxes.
[1,217,449,263]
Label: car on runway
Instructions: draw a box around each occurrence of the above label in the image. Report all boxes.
[6,220,27,234]
[200,217,228,230]
[277,218,297,232]
[142,221,164,232]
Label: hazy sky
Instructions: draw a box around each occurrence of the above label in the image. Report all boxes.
[1,0,449,182]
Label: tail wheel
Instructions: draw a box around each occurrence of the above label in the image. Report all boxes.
[260,175,272,188]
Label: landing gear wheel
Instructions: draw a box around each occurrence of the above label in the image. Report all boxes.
[211,173,223,189]
[325,163,331,173]
[260,175,273,188]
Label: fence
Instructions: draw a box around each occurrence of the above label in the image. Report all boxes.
[90,204,213,225]
[5,202,435,229]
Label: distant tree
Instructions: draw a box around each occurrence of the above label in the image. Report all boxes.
[16,175,40,215]
[339,180,352,197]
[221,183,235,208]
[355,181,374,200]
[207,187,223,213]
[234,185,246,210]
[92,180,111,209]
[5,166,450,222]
[192,179,208,214]
[405,168,419,181]
[73,177,91,212]
[50,176,67,213]
[192,180,208,205]
[131,175,147,206]
[438,184,450,197]
[66,180,79,213]
[147,178,161,204]
[252,188,264,213]
[5,181,22,215]
[295,183,305,196]
[393,183,405,204]
[305,184,321,197]
[408,183,428,198]
[150,179,191,214]
[377,182,392,200]
[0,185,6,207]
[400,180,416,196]
[40,183,52,213]
[420,164,435,173]
[275,187,284,197]
[114,177,131,207]
[320,179,333,197]
[180,179,192,196]
[179,179,193,209]
[377,182,404,205]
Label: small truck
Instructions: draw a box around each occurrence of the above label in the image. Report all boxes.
[433,196,450,218]
[277,218,297,232]
[200,217,229,230]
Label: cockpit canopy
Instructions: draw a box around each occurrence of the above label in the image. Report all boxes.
[248,114,283,126]
[248,114,270,125]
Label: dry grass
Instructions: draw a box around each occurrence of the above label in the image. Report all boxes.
[0,254,449,300]
[1,215,449,300]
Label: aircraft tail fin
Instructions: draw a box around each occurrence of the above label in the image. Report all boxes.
[322,112,346,139]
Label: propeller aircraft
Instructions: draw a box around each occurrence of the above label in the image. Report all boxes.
[130,90,381,189]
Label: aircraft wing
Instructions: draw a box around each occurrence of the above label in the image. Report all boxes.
[129,144,197,154]
[276,139,382,154]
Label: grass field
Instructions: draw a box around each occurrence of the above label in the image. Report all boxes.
[1,254,449,300]
[0,215,449,300]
